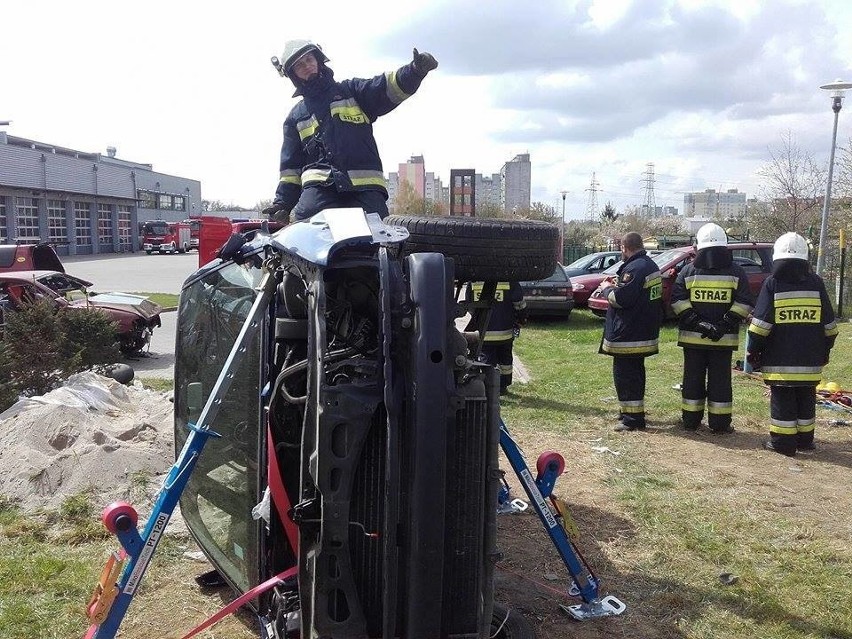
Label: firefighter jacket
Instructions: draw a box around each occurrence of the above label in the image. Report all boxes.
[469,281,526,343]
[747,272,838,385]
[671,262,753,349]
[274,63,428,210]
[599,250,662,357]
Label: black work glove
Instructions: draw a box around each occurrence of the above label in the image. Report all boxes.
[412,48,438,75]
[696,320,718,340]
[680,309,701,331]
[722,311,742,333]
[263,203,290,223]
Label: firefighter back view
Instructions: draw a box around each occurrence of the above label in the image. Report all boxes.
[469,281,527,395]
[747,232,839,456]
[671,223,754,433]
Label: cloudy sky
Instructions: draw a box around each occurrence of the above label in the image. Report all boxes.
[3,0,852,218]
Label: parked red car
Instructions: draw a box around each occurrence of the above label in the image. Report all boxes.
[571,261,621,307]
[0,270,162,355]
[586,243,774,319]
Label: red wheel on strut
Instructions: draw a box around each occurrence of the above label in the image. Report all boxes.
[102,502,138,534]
[536,451,565,477]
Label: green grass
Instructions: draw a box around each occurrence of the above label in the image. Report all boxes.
[129,292,180,309]
[507,309,852,639]
[2,309,850,638]
[140,377,173,393]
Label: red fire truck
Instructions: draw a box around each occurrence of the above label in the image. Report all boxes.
[197,216,286,266]
[141,220,192,255]
[181,218,201,251]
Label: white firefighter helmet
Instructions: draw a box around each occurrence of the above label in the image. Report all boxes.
[279,39,328,75]
[773,232,809,261]
[695,223,728,250]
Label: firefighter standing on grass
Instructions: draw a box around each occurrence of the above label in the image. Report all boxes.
[599,232,662,432]
[747,232,838,456]
[671,223,754,433]
[470,281,527,395]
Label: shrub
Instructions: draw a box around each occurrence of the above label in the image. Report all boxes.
[58,307,120,371]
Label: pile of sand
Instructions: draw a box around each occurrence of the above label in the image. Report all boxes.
[0,372,174,511]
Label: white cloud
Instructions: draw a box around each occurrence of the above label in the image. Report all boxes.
[3,0,852,216]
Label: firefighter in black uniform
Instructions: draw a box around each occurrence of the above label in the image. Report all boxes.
[262,40,438,223]
[747,232,838,456]
[599,232,663,431]
[469,281,527,395]
[671,223,754,433]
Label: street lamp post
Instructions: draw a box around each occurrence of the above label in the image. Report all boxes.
[816,79,852,276]
[560,190,568,263]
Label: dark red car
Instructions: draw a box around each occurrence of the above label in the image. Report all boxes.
[587,243,774,318]
[0,270,162,355]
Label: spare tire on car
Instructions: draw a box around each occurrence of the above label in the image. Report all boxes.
[385,215,559,282]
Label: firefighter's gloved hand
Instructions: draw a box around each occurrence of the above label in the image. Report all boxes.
[412,48,438,74]
[696,320,717,339]
[263,203,290,224]
[722,311,742,333]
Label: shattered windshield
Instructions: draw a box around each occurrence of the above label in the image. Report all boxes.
[174,260,264,592]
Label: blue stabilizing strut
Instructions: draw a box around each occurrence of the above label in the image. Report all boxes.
[498,417,599,603]
[85,268,278,639]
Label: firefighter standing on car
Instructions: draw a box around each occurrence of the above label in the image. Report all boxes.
[469,281,527,395]
[671,223,754,433]
[599,232,662,432]
[262,40,438,223]
[746,232,838,456]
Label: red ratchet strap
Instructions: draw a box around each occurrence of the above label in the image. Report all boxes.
[267,426,300,551]
[179,566,298,639]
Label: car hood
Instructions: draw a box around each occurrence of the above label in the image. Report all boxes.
[570,273,609,287]
[70,293,162,320]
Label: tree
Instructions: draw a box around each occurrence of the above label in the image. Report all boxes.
[515,202,559,223]
[600,201,618,223]
[754,131,825,235]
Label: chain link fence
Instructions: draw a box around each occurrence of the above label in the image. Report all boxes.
[817,241,850,318]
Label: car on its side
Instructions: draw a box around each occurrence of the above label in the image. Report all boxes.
[0,270,162,355]
[586,242,774,319]
[520,264,574,318]
[562,251,621,278]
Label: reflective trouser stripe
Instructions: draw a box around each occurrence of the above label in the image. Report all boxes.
[797,417,815,433]
[682,398,704,412]
[620,400,644,414]
[708,401,733,415]
[769,420,798,435]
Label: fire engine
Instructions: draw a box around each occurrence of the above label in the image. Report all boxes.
[141,221,192,255]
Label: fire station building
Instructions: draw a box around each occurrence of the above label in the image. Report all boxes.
[0,131,201,255]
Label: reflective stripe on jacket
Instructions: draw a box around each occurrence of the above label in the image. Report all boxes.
[671,262,753,349]
[469,281,525,342]
[274,63,426,210]
[748,272,838,385]
[599,251,662,357]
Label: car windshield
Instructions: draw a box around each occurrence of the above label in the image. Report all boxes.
[601,260,623,275]
[565,254,599,269]
[652,248,690,267]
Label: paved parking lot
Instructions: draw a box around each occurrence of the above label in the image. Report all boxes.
[62,252,200,379]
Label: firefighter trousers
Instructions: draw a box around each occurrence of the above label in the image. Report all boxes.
[482,339,514,394]
[769,384,816,454]
[681,348,733,432]
[613,356,646,428]
[292,185,389,221]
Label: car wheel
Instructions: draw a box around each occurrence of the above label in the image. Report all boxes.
[491,603,537,639]
[385,215,558,282]
[590,309,607,318]
[146,250,152,255]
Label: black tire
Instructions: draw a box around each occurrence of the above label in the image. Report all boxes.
[385,215,559,282]
[491,603,537,639]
